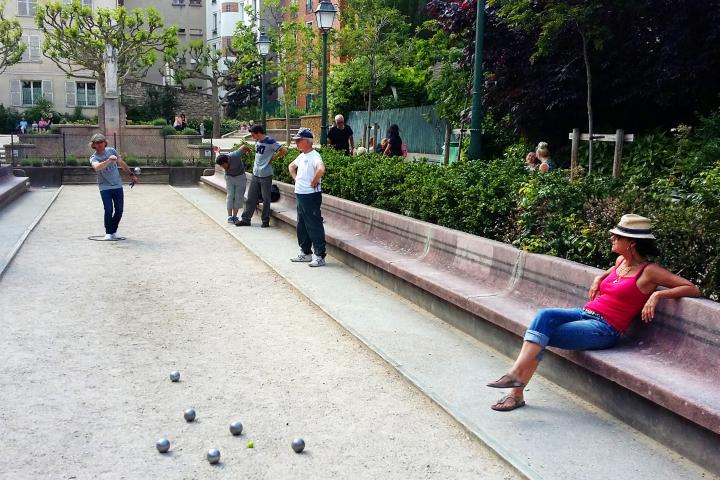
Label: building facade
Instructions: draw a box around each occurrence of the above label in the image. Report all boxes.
[2,0,117,117]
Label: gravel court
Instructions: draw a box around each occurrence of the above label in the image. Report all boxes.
[0,185,517,480]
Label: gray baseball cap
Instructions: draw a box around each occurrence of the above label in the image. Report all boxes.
[89,133,106,143]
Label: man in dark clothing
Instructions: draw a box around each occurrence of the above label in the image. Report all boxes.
[327,114,354,155]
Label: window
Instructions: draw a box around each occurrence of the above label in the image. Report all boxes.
[76,82,97,107]
[306,61,312,79]
[212,13,218,34]
[63,0,93,7]
[21,80,48,105]
[305,0,312,13]
[21,35,41,62]
[189,0,201,5]
[189,28,203,36]
[17,0,37,16]
[306,21,313,29]
[172,0,185,5]
[177,28,186,35]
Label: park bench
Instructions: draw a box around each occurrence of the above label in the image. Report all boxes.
[200,170,720,468]
[0,166,30,210]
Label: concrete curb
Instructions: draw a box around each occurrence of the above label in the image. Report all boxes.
[0,186,64,280]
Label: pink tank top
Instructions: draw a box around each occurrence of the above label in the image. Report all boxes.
[584,263,652,333]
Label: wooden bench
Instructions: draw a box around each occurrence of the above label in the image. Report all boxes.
[0,166,30,210]
[200,171,720,470]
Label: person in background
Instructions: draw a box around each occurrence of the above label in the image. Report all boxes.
[214,146,247,224]
[376,138,388,155]
[537,142,555,172]
[180,113,188,130]
[19,118,28,134]
[173,113,183,131]
[327,114,354,156]
[38,117,49,131]
[383,125,403,157]
[31,120,39,132]
[525,151,540,171]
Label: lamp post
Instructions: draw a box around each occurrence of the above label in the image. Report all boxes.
[256,31,271,128]
[467,0,485,160]
[315,0,337,146]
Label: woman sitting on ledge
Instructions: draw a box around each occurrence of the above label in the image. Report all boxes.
[487,214,701,412]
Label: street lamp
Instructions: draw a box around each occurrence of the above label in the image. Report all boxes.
[315,0,337,146]
[256,31,271,128]
[467,1,485,160]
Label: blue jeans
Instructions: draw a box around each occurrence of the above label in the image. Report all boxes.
[100,187,123,234]
[296,192,326,257]
[524,308,621,360]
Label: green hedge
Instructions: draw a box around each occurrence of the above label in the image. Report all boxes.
[233,119,720,300]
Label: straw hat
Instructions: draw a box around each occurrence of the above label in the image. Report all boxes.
[609,214,655,239]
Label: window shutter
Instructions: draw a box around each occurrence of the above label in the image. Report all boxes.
[10,80,22,106]
[29,35,41,61]
[18,0,28,16]
[42,80,53,103]
[20,35,29,62]
[65,81,76,107]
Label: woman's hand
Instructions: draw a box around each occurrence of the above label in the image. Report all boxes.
[588,277,602,300]
[641,293,660,322]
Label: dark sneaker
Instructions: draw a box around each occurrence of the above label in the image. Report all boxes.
[235,219,251,227]
[227,216,235,224]
[261,222,270,228]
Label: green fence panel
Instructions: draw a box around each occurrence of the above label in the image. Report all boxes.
[347,106,447,155]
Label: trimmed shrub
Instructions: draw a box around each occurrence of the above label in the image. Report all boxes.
[160,125,177,136]
[65,158,79,166]
[180,127,199,135]
[152,118,168,126]
[169,159,185,167]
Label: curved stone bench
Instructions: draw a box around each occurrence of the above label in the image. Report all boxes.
[200,171,720,467]
[0,166,30,210]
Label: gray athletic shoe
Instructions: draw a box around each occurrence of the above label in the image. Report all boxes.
[290,252,313,262]
[227,216,235,224]
[111,233,126,240]
[309,255,326,267]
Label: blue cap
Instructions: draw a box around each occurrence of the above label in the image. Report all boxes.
[291,128,314,140]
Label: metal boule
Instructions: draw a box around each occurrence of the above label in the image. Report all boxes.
[229,421,243,436]
[184,408,196,422]
[169,371,180,382]
[207,448,221,464]
[291,438,305,453]
[156,437,170,453]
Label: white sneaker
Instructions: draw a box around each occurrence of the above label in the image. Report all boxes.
[111,233,126,240]
[104,234,114,241]
[290,252,313,262]
[308,255,326,267]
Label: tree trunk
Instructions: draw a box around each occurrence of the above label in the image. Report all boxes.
[284,90,291,146]
[580,28,594,175]
[211,83,221,139]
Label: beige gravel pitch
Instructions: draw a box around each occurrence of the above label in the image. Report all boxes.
[0,185,517,480]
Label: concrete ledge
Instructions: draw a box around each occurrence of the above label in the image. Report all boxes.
[0,166,30,210]
[199,173,720,473]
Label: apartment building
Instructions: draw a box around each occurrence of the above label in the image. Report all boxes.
[1,0,206,116]
[2,0,117,116]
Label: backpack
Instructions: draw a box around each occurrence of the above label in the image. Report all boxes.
[258,183,281,203]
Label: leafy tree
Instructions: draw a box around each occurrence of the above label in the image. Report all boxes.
[36,1,178,89]
[338,0,410,146]
[0,4,25,74]
[261,0,318,144]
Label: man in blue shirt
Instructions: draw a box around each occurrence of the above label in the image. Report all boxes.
[88,133,137,240]
[235,125,288,228]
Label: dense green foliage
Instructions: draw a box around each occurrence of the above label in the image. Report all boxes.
[237,114,720,299]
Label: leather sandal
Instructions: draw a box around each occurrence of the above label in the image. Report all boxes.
[491,394,526,412]
[486,373,526,389]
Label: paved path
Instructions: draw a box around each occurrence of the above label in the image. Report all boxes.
[0,185,516,479]
[176,184,715,480]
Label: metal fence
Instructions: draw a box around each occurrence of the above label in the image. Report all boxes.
[347,106,448,155]
[4,132,215,168]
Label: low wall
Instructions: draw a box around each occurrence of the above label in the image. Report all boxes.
[20,166,207,187]
[300,115,321,137]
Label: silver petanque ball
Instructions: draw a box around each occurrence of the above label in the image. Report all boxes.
[134,167,141,174]
[156,437,170,453]
[229,421,243,436]
[184,408,196,422]
[291,438,305,453]
[207,448,221,464]
[169,370,180,382]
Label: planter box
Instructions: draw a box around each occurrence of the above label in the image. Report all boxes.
[19,166,206,186]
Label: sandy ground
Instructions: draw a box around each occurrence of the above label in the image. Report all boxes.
[0,185,517,480]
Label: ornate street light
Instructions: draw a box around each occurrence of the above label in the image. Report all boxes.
[315,0,337,146]
[256,31,271,128]
[467,1,485,160]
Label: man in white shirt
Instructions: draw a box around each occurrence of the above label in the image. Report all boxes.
[288,128,326,267]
